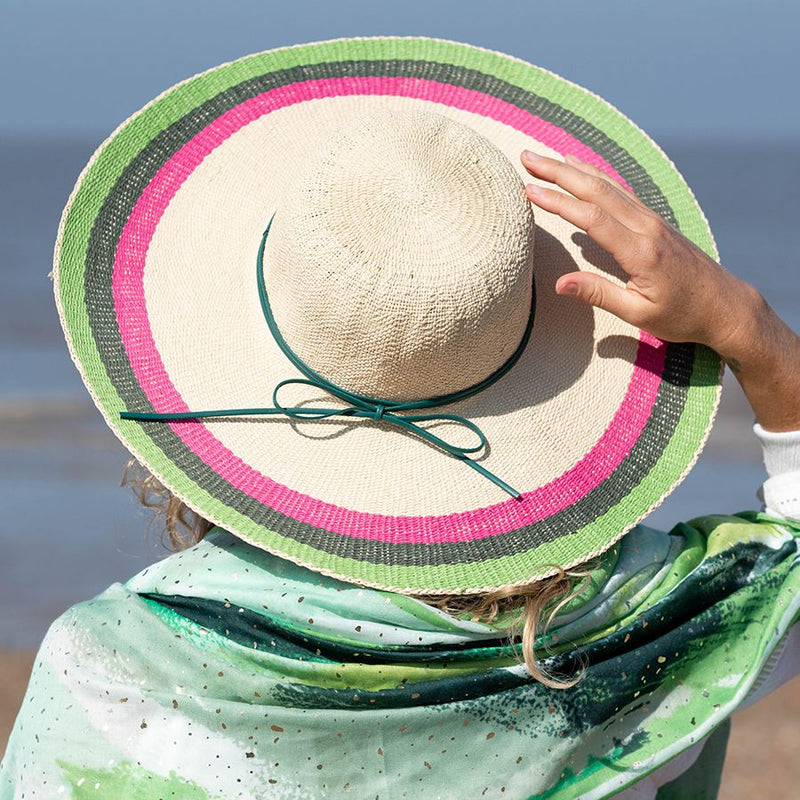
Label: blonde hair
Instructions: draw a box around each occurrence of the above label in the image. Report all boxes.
[123,459,589,688]
[122,459,213,551]
[423,571,591,688]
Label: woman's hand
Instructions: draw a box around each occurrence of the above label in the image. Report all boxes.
[520,150,753,351]
[521,150,800,432]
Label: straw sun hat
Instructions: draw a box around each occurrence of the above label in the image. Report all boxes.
[54,37,721,594]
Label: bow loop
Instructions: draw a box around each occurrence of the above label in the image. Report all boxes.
[272,378,356,421]
[400,412,487,456]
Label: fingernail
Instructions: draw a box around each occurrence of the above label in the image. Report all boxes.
[564,153,584,165]
[522,150,540,162]
[526,183,543,197]
[559,282,580,296]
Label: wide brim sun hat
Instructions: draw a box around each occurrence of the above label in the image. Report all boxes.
[54,36,721,594]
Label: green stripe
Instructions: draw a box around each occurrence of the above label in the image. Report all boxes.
[141,593,510,663]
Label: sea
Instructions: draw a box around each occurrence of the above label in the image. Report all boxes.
[1,137,799,648]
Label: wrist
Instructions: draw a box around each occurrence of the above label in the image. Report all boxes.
[702,279,767,367]
[709,283,800,432]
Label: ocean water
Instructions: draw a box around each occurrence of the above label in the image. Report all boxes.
[1,137,798,648]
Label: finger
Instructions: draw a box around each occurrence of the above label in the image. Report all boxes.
[556,272,649,325]
[526,182,639,259]
[521,151,647,230]
[563,154,653,214]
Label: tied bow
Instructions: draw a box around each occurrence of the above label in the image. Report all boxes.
[121,377,521,498]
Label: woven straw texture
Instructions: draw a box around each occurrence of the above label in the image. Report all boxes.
[267,109,534,401]
[53,37,721,593]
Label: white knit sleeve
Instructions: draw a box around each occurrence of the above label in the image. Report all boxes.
[753,424,800,520]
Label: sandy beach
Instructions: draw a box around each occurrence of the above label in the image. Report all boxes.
[0,652,36,756]
[1,649,798,797]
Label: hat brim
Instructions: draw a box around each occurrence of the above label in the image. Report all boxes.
[54,37,721,593]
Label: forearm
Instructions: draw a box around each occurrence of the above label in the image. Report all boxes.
[706,283,800,432]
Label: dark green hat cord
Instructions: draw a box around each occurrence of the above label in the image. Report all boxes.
[121,215,536,499]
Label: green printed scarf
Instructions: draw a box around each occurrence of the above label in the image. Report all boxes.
[2,513,799,799]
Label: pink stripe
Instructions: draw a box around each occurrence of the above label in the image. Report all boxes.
[113,75,657,544]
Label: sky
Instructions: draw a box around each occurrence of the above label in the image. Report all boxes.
[3,0,800,142]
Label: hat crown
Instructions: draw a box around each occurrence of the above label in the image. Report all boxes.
[264,110,535,402]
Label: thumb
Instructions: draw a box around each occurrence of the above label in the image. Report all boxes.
[555,273,643,324]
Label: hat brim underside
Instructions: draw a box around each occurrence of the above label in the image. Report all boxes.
[54,37,721,593]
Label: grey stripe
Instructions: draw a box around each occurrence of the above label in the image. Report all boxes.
[82,58,696,567]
